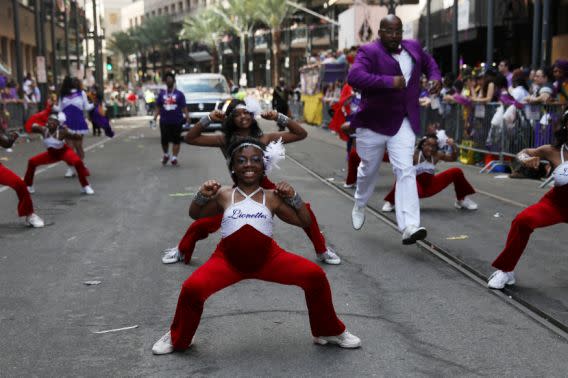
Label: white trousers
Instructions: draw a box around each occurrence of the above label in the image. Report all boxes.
[354,119,420,231]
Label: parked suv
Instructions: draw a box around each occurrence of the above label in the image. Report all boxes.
[176,73,231,131]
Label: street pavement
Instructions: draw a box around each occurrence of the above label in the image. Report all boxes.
[0,117,567,377]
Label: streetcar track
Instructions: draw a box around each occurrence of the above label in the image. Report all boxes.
[287,153,568,341]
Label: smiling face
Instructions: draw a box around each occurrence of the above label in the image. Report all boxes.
[231,146,265,186]
[232,108,254,131]
[46,117,59,133]
[420,137,438,159]
[379,16,403,53]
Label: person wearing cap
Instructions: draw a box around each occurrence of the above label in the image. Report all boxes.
[24,113,94,195]
[347,14,441,244]
[0,129,44,227]
[152,72,189,166]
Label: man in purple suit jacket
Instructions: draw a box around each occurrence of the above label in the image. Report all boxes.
[347,15,441,244]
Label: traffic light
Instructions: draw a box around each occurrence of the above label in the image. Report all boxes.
[106,56,113,72]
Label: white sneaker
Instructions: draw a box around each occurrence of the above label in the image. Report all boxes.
[152,331,174,355]
[25,213,45,228]
[317,248,341,265]
[455,196,478,210]
[352,204,365,230]
[381,201,395,212]
[402,225,427,245]
[342,182,356,189]
[313,330,361,349]
[64,167,76,178]
[27,186,35,194]
[162,246,182,264]
[487,270,516,289]
[81,185,95,195]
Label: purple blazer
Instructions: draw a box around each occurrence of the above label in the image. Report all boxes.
[347,39,441,136]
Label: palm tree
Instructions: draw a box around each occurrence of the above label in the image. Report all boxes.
[256,0,293,85]
[107,31,136,81]
[129,25,151,77]
[213,0,260,85]
[180,9,228,73]
[138,16,179,76]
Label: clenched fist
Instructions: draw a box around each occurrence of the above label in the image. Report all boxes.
[274,181,295,199]
[209,110,225,122]
[199,180,221,197]
[261,111,278,121]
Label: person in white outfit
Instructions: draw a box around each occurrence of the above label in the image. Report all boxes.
[346,15,442,244]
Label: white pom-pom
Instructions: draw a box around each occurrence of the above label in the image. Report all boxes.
[245,96,262,117]
[264,138,285,174]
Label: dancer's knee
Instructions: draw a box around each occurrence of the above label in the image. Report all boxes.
[299,263,328,291]
[180,279,209,307]
[511,211,534,233]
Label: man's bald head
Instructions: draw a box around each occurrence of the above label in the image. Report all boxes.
[379,15,402,30]
[379,15,403,52]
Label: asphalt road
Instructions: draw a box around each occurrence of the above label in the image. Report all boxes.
[1,117,567,377]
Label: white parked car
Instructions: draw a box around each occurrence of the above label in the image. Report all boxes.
[176,73,231,131]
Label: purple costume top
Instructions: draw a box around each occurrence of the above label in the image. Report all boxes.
[59,90,94,134]
[347,39,441,136]
[89,99,114,138]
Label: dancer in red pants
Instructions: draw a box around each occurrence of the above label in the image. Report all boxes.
[24,114,94,195]
[381,134,478,212]
[488,110,568,289]
[0,130,44,227]
[152,138,360,355]
[161,99,341,265]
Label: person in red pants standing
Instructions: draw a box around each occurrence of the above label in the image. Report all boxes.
[160,99,341,265]
[152,138,360,355]
[381,134,478,212]
[0,130,44,227]
[488,110,568,289]
[24,114,94,195]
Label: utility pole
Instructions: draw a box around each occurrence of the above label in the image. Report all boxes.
[74,1,81,75]
[425,0,431,52]
[63,5,71,75]
[50,0,59,87]
[92,0,103,88]
[486,0,494,68]
[84,0,89,76]
[34,0,48,107]
[541,0,551,67]
[531,0,541,69]
[451,0,458,75]
[12,0,23,85]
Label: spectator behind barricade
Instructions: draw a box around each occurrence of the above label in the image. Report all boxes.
[498,59,513,88]
[272,78,291,130]
[525,67,553,104]
[509,69,530,103]
[552,59,568,103]
[472,68,500,104]
[2,80,24,104]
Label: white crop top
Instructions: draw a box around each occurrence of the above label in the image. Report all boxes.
[415,151,436,175]
[43,128,64,150]
[553,144,568,187]
[220,187,273,238]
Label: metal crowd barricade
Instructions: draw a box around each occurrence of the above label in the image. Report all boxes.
[4,102,26,131]
[420,101,566,174]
